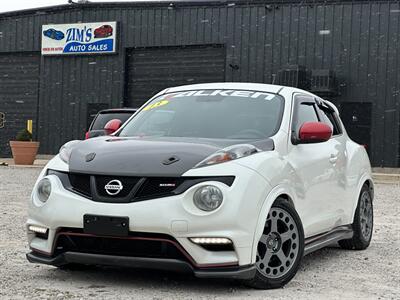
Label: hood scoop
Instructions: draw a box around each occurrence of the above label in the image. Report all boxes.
[162,155,180,165]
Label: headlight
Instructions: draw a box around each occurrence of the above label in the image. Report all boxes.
[36,178,51,203]
[59,140,80,164]
[193,185,223,211]
[194,144,260,168]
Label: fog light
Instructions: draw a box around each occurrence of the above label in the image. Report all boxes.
[193,185,223,211]
[36,178,51,203]
[190,237,232,244]
[28,225,48,235]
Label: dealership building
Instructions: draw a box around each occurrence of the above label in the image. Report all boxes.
[0,0,399,167]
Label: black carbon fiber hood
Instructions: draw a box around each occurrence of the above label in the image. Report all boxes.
[69,137,220,176]
[68,136,274,176]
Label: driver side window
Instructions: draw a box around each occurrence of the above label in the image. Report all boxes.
[296,103,319,127]
[291,95,320,143]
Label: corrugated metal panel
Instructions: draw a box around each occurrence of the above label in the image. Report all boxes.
[125,45,225,108]
[0,53,40,157]
[37,54,124,153]
[0,1,397,166]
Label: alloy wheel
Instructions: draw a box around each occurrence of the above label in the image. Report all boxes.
[360,190,373,240]
[256,207,300,279]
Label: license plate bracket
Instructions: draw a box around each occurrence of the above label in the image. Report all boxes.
[83,214,129,237]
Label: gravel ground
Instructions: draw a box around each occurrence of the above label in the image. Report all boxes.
[0,167,399,300]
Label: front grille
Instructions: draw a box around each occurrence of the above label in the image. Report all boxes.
[136,178,185,199]
[54,230,189,263]
[68,173,91,197]
[49,169,234,203]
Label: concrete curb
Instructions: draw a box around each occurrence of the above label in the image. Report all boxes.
[0,158,49,169]
[372,173,400,184]
[372,167,400,174]
[5,164,45,169]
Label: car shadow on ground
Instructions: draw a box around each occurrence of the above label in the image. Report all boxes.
[298,245,344,270]
[39,246,345,293]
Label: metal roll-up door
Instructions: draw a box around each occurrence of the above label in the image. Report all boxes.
[0,53,40,157]
[125,45,226,108]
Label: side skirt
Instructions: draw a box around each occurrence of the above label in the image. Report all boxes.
[304,225,353,256]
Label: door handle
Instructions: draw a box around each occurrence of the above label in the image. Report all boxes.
[329,154,338,164]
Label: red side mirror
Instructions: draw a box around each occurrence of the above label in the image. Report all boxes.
[298,122,332,144]
[104,119,122,135]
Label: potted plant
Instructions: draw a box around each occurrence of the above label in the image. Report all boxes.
[9,129,40,165]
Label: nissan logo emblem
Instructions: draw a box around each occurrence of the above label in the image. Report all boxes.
[104,179,123,196]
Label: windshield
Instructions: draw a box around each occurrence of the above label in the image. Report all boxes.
[119,89,284,140]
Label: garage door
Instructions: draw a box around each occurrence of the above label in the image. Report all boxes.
[125,45,226,108]
[0,53,40,157]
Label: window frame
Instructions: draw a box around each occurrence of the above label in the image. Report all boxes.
[290,94,321,145]
[314,100,343,137]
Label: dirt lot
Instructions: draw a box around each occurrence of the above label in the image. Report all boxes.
[0,167,399,300]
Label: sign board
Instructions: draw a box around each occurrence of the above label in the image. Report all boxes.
[41,22,117,55]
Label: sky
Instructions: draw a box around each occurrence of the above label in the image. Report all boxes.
[0,0,159,13]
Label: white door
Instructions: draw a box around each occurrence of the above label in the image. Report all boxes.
[315,103,349,227]
[286,95,339,237]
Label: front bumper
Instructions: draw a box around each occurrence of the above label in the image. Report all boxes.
[26,251,256,279]
[27,158,272,270]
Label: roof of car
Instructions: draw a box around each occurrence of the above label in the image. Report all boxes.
[98,108,138,114]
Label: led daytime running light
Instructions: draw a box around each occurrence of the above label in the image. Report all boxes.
[28,225,48,234]
[190,237,232,244]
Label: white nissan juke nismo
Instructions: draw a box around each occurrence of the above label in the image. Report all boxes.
[27,83,374,289]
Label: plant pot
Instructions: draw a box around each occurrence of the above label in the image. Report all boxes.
[9,141,40,165]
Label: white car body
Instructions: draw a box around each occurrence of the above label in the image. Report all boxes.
[27,83,373,284]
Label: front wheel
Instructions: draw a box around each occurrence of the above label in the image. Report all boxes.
[244,198,304,289]
[339,184,373,250]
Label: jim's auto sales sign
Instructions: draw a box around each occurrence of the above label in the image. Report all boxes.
[41,22,117,55]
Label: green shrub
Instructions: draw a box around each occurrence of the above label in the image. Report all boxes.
[16,129,32,142]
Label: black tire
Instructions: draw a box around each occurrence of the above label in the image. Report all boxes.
[244,198,304,289]
[339,184,373,250]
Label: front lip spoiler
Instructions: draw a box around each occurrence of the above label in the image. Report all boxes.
[26,251,256,280]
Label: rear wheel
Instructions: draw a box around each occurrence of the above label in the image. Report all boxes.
[245,198,304,289]
[339,184,373,250]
